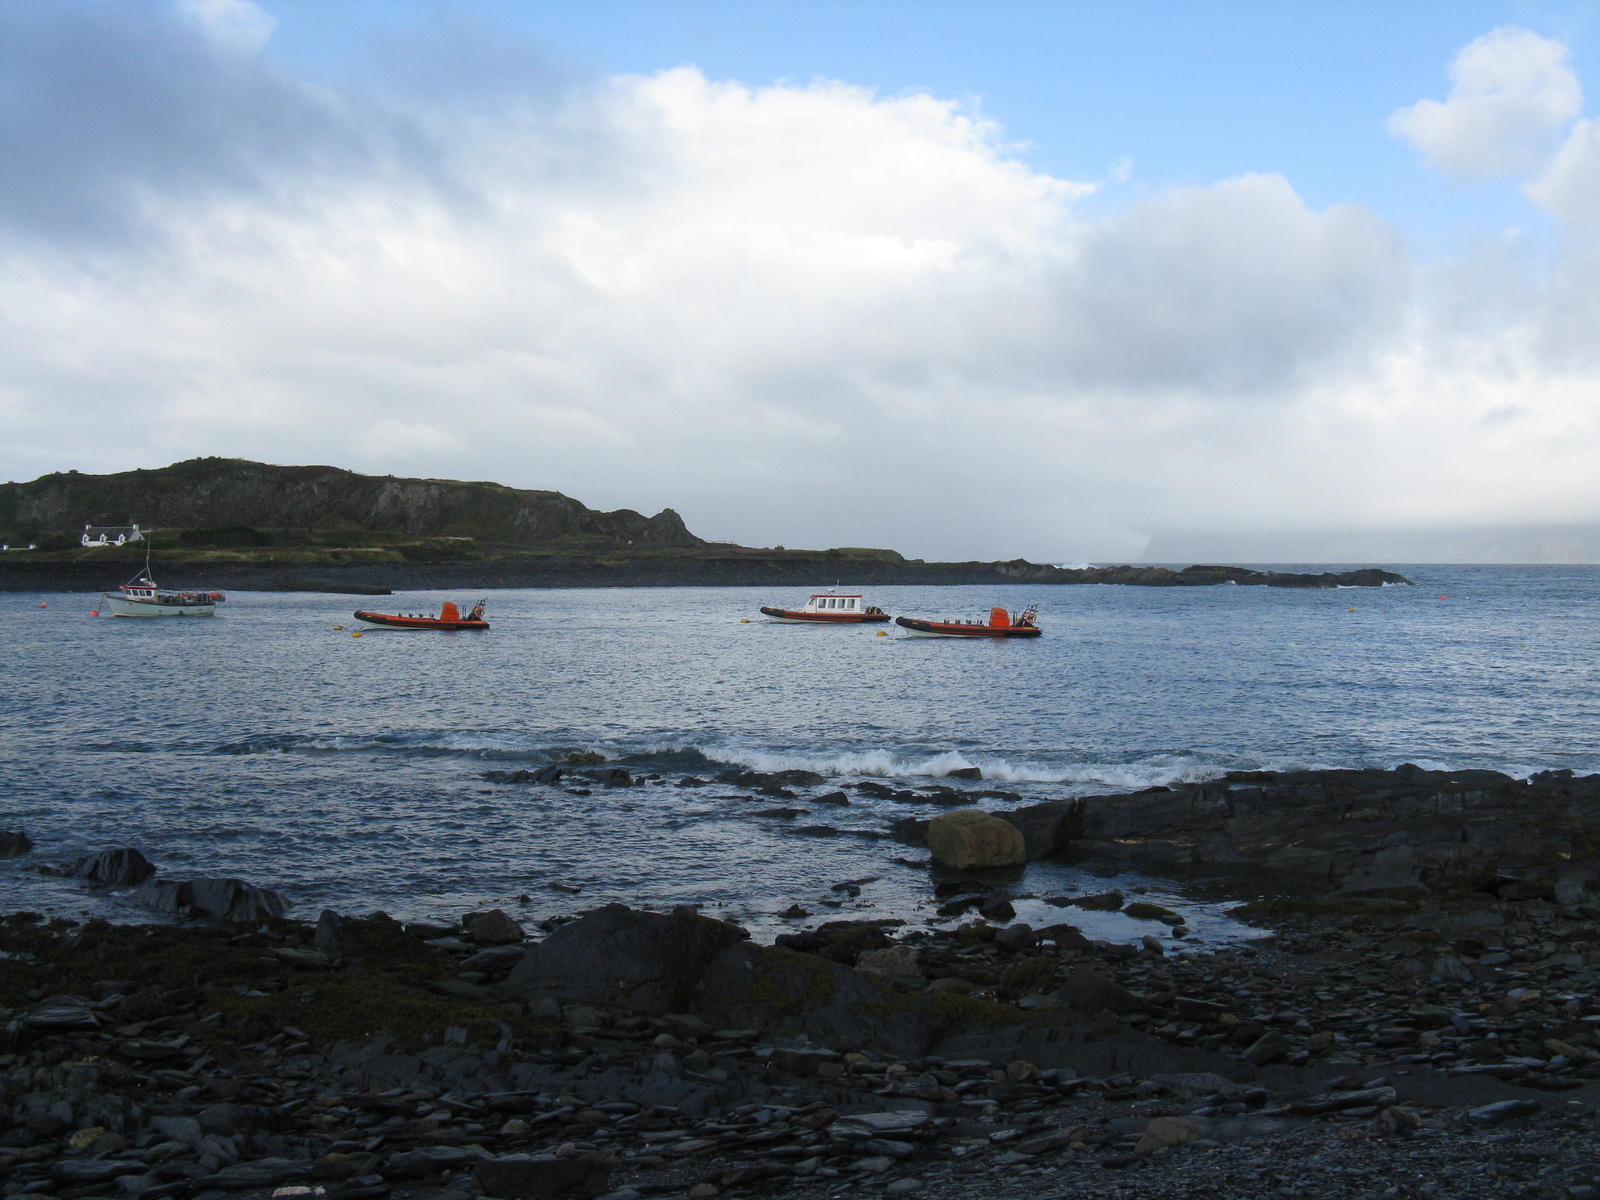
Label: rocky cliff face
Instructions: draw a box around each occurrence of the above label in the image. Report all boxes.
[0,458,702,547]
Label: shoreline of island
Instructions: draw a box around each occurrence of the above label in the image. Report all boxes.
[0,556,1411,594]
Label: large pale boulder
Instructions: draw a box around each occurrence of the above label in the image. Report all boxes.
[927,809,1025,869]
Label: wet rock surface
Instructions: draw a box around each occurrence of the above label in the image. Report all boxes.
[950,766,1600,892]
[5,865,1600,1200]
[925,813,1024,872]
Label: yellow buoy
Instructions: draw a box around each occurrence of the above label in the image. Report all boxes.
[877,630,888,636]
[740,618,750,623]
[1348,607,1354,613]
[333,624,344,630]
[352,631,362,638]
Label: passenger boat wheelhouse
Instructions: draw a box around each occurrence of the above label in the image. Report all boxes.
[103,566,225,618]
[353,600,489,630]
[760,593,891,624]
[895,606,1041,638]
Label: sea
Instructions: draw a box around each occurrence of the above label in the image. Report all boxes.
[3,566,1597,946]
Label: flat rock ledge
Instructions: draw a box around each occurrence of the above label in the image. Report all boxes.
[890,766,1600,899]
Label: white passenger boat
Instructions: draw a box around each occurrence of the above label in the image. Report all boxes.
[103,559,225,618]
[759,593,891,624]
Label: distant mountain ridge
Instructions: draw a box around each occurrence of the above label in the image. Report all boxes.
[0,458,702,548]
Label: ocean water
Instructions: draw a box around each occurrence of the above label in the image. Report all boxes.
[2,567,1597,941]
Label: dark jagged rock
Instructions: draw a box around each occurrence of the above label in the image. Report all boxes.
[132,876,287,922]
[69,847,156,886]
[466,908,526,945]
[992,767,1600,892]
[504,904,749,1014]
[0,830,33,856]
[1056,969,1146,1016]
[315,907,343,953]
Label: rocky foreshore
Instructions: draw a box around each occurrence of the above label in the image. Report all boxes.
[7,760,1600,1200]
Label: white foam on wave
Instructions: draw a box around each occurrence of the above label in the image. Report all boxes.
[1382,756,1454,773]
[698,743,1232,790]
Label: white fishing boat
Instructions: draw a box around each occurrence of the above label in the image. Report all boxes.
[103,553,225,618]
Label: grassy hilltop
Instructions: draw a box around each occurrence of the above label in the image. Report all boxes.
[0,457,722,564]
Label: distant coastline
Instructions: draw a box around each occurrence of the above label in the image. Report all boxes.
[0,457,1411,592]
[0,554,1409,593]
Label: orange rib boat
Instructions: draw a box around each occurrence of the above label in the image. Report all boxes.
[354,600,489,630]
[895,606,1041,638]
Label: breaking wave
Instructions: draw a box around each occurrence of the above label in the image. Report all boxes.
[207,731,1556,794]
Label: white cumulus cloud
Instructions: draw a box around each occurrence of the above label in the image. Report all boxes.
[1389,26,1581,178]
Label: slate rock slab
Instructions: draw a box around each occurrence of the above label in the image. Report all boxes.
[473,1152,614,1198]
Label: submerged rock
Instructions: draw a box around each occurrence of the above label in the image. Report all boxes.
[0,830,34,857]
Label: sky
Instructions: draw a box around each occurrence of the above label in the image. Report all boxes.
[4,2,1600,560]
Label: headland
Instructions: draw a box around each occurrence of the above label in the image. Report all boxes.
[0,459,1410,592]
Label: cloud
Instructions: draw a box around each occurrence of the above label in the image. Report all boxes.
[1528,117,1600,230]
[355,420,470,462]
[1389,26,1581,178]
[0,3,364,247]
[175,0,276,55]
[2,11,1600,559]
